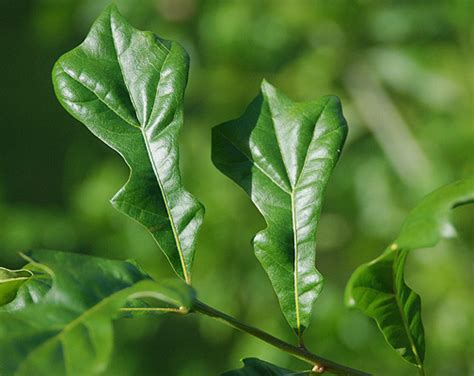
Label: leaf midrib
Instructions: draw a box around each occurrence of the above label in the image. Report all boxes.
[108,22,191,284]
[264,97,303,336]
[141,132,191,283]
[391,251,423,367]
[264,95,333,336]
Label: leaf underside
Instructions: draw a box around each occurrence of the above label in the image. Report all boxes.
[0,250,194,376]
[346,177,474,368]
[212,80,347,336]
[221,358,300,376]
[52,5,204,283]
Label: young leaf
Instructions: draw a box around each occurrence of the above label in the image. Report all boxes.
[221,358,302,376]
[1,264,52,313]
[0,250,194,376]
[345,248,424,367]
[52,5,204,283]
[212,80,347,337]
[0,268,32,306]
[345,178,474,369]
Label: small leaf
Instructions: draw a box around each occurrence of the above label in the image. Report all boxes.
[0,268,32,306]
[0,264,51,313]
[222,358,304,376]
[345,178,474,368]
[212,80,347,337]
[52,5,204,283]
[0,250,194,376]
[345,248,424,366]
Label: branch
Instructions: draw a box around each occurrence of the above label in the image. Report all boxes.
[193,300,371,376]
[119,307,184,314]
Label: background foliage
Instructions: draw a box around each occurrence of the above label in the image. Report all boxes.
[0,0,472,375]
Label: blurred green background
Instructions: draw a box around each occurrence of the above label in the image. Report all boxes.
[0,0,473,375]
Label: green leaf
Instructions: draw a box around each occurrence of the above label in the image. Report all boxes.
[346,248,424,367]
[345,178,474,369]
[52,5,204,283]
[0,264,51,313]
[212,80,347,336]
[0,250,194,376]
[222,358,304,376]
[395,177,474,249]
[0,268,32,306]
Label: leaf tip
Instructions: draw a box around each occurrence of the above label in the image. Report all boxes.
[103,2,120,15]
[324,94,342,104]
[107,2,126,22]
[260,78,276,95]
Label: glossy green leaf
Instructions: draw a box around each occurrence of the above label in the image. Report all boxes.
[0,250,194,376]
[345,178,474,369]
[222,358,303,376]
[0,268,32,306]
[52,5,204,283]
[212,80,347,336]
